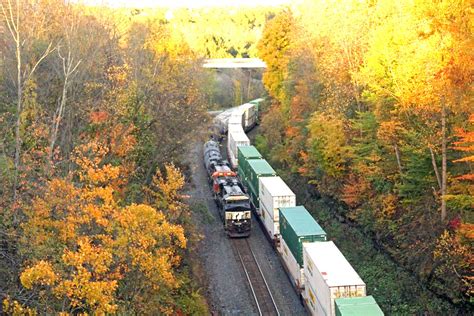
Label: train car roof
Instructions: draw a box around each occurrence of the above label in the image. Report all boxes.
[259,176,295,197]
[279,206,326,237]
[248,159,276,175]
[230,130,250,142]
[304,241,365,287]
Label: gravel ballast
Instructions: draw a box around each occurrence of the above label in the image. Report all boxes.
[187,141,307,315]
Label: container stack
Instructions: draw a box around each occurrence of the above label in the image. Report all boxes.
[239,159,276,211]
[258,176,296,239]
[221,98,385,316]
[239,103,258,131]
[237,146,262,184]
[227,129,250,169]
[279,206,327,288]
[249,98,265,112]
[303,241,366,316]
[228,108,244,130]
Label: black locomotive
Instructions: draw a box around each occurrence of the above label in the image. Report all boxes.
[203,140,251,237]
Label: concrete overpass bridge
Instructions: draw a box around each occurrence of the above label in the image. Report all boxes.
[203,58,267,69]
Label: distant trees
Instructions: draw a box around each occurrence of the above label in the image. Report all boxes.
[257,0,473,309]
[168,7,272,58]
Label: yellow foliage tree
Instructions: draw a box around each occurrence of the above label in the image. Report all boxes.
[359,0,473,220]
[17,117,187,314]
[306,112,353,179]
[257,9,297,102]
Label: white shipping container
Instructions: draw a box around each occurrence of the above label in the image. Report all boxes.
[303,278,320,314]
[227,129,250,169]
[280,237,304,288]
[228,124,243,133]
[228,115,242,129]
[303,242,366,316]
[240,103,257,130]
[259,205,279,239]
[229,107,244,128]
[259,176,296,223]
[213,108,234,134]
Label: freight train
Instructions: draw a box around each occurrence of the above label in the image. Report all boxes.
[203,139,251,237]
[205,98,384,316]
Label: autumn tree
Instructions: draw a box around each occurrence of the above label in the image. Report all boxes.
[306,112,353,182]
[1,0,54,200]
[257,9,297,102]
[125,18,210,184]
[256,0,473,308]
[1,2,211,313]
[359,0,473,221]
[435,114,474,297]
[15,115,189,314]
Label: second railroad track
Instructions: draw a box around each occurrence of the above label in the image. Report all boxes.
[232,238,280,316]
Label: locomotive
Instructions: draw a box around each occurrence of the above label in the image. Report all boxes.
[203,140,251,237]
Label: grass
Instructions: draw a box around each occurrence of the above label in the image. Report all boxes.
[190,201,216,225]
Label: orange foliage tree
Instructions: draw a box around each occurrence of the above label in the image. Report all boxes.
[15,116,187,314]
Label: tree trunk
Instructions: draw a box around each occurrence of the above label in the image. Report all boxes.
[2,0,53,200]
[394,144,402,174]
[50,76,68,163]
[12,0,22,202]
[441,99,447,221]
[49,47,80,165]
[247,69,252,100]
[429,146,442,190]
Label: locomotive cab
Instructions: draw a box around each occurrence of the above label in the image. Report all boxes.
[218,179,252,237]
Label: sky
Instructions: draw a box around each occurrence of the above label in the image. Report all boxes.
[79,0,292,8]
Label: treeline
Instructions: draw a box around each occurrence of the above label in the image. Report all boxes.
[117,6,271,109]
[104,5,274,59]
[0,0,210,314]
[257,0,472,312]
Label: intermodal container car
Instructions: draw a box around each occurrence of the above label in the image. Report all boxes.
[237,145,262,184]
[279,206,326,288]
[227,130,250,169]
[240,103,258,131]
[259,176,296,238]
[303,241,366,316]
[249,98,265,112]
[241,159,276,210]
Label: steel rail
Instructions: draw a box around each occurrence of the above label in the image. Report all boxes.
[233,238,280,316]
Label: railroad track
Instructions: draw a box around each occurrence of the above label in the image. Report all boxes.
[232,238,280,316]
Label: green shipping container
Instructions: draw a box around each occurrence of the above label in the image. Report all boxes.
[249,98,265,112]
[279,206,326,266]
[244,159,276,209]
[335,296,384,316]
[237,146,262,183]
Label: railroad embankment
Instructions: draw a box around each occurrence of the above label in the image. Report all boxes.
[280,173,463,315]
